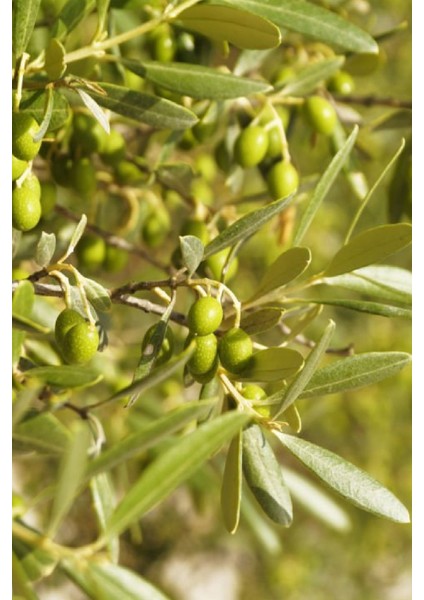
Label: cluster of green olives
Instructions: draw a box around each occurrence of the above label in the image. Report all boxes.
[185,295,254,384]
[55,308,99,364]
[75,234,128,273]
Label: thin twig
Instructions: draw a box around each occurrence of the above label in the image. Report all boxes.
[333,95,411,110]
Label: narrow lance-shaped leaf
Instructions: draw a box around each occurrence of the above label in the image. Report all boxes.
[272,320,335,418]
[105,411,249,538]
[85,83,198,130]
[299,351,412,398]
[293,126,358,246]
[82,276,112,312]
[52,0,96,39]
[219,0,378,54]
[12,314,50,335]
[204,195,294,259]
[25,365,103,389]
[19,90,70,132]
[44,38,67,80]
[180,235,204,277]
[278,56,345,96]
[12,0,42,56]
[303,297,412,318]
[248,247,311,302]
[275,432,410,523]
[237,347,304,383]
[75,87,110,133]
[178,4,281,50]
[12,551,39,600]
[47,422,92,536]
[62,214,87,260]
[324,223,412,277]
[35,232,56,268]
[221,432,243,534]
[13,412,71,455]
[32,86,54,143]
[240,308,283,335]
[90,473,119,563]
[12,280,35,367]
[12,537,58,583]
[124,60,272,100]
[242,425,293,526]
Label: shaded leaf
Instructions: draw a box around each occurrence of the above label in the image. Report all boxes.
[179,4,281,50]
[124,60,272,99]
[12,538,58,583]
[52,0,95,39]
[12,551,39,600]
[283,466,351,532]
[44,38,67,80]
[325,223,412,277]
[272,320,335,417]
[240,307,283,335]
[25,365,103,388]
[204,195,294,259]
[106,412,249,537]
[13,412,71,454]
[293,126,358,245]
[242,425,292,525]
[32,86,54,143]
[237,347,304,382]
[86,83,198,130]
[12,314,50,334]
[373,109,412,131]
[47,422,92,536]
[82,276,112,312]
[282,403,302,433]
[12,281,34,367]
[156,162,194,196]
[278,56,344,96]
[305,297,411,318]
[248,247,311,302]
[179,235,204,277]
[275,432,410,523]
[63,213,87,259]
[240,492,283,556]
[220,0,378,53]
[19,89,70,132]
[299,351,411,398]
[221,432,242,534]
[35,232,56,268]
[90,473,119,563]
[12,0,42,57]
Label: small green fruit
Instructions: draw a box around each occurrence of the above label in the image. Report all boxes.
[103,246,129,273]
[142,211,170,248]
[114,160,145,185]
[187,333,218,381]
[71,112,107,155]
[181,219,209,244]
[242,383,267,401]
[205,248,238,282]
[218,327,253,374]
[328,70,355,96]
[303,96,337,136]
[234,125,269,168]
[12,173,42,232]
[40,181,57,217]
[55,308,86,348]
[12,112,42,161]
[61,321,99,364]
[51,154,73,187]
[12,155,29,181]
[188,296,223,336]
[99,129,126,166]
[76,235,107,270]
[266,161,299,200]
[70,157,97,197]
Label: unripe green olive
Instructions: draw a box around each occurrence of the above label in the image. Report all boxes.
[194,153,217,183]
[272,65,296,86]
[99,129,126,166]
[55,308,86,348]
[242,383,267,401]
[181,219,209,244]
[12,112,42,161]
[12,155,29,181]
[114,160,145,185]
[61,321,99,364]
[76,235,107,270]
[328,70,355,96]
[12,173,42,232]
[234,125,269,168]
[71,112,107,155]
[103,245,129,273]
[150,25,176,62]
[141,324,174,366]
[188,296,223,336]
[303,96,337,136]
[187,333,218,382]
[40,181,57,217]
[266,160,299,200]
[70,157,97,197]
[51,154,73,187]
[214,139,232,173]
[218,327,253,374]
[142,211,170,248]
[205,248,238,282]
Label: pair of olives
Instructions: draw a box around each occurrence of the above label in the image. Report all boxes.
[55,308,99,364]
[186,296,253,383]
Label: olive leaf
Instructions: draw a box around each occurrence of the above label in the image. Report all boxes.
[35,232,56,268]
[221,432,243,534]
[179,235,204,276]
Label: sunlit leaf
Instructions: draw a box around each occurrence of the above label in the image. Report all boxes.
[221,432,243,534]
[90,473,119,563]
[179,235,204,276]
[240,307,283,335]
[12,0,41,56]
[82,276,112,312]
[35,232,56,268]
[12,551,38,600]
[12,538,58,583]
[305,297,412,318]
[237,347,304,382]
[44,38,67,80]
[13,412,71,454]
[25,365,103,388]
[75,87,110,133]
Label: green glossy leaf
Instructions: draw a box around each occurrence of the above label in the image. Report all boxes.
[293,126,358,245]
[300,351,411,398]
[86,400,216,478]
[305,297,412,318]
[12,281,34,367]
[12,538,58,583]
[278,56,344,96]
[25,365,103,388]
[275,432,410,523]
[219,0,378,54]
[12,0,42,56]
[35,232,56,268]
[52,0,96,39]
[272,320,335,417]
[249,247,311,302]
[283,466,351,532]
[179,4,281,50]
[204,195,294,259]
[44,38,67,80]
[240,307,283,335]
[325,223,412,277]
[12,551,39,600]
[221,432,242,534]
[242,425,292,525]
[47,422,92,536]
[180,235,204,277]
[106,411,249,537]
[85,83,198,130]
[237,347,304,382]
[66,561,172,600]
[75,87,110,133]
[320,265,412,306]
[82,276,112,312]
[90,473,119,563]
[126,60,272,99]
[13,412,71,454]
[19,90,70,132]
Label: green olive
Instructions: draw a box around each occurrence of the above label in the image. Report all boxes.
[218,327,253,374]
[242,383,267,401]
[12,155,29,181]
[266,161,299,200]
[12,173,42,232]
[99,129,126,166]
[187,333,219,382]
[114,160,145,185]
[70,157,97,197]
[71,112,107,155]
[328,70,355,96]
[303,96,337,136]
[76,235,107,270]
[187,296,223,336]
[61,321,99,364]
[181,219,210,245]
[205,248,238,282]
[55,308,86,348]
[142,211,170,248]
[234,125,269,168]
[103,245,129,273]
[12,112,42,161]
[51,154,73,188]
[40,181,57,217]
